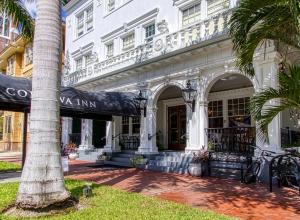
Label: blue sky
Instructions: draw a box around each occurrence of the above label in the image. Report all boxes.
[23,1,66,20]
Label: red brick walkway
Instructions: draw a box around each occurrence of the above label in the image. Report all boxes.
[67,160,300,220]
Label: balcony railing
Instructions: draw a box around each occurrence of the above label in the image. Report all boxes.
[63,9,233,86]
[205,127,256,155]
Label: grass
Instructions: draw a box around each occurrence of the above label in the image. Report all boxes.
[0,179,235,220]
[0,161,21,172]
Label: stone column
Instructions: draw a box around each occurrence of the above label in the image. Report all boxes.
[61,117,72,147]
[186,101,201,153]
[79,119,94,150]
[199,101,209,149]
[103,116,121,153]
[138,107,158,155]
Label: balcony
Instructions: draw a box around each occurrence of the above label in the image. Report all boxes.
[63,9,233,86]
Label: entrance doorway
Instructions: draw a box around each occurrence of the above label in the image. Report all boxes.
[168,105,186,151]
[93,120,106,148]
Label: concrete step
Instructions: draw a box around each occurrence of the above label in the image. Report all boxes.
[111,157,132,163]
[104,160,133,167]
[120,150,136,155]
[114,153,135,158]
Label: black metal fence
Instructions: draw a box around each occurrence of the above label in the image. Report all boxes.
[205,127,256,155]
[119,135,140,150]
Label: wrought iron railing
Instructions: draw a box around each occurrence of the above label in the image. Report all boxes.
[205,127,256,155]
[119,135,140,151]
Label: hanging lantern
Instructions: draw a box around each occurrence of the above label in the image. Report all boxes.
[135,90,148,117]
[182,80,197,112]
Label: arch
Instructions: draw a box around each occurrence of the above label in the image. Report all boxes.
[200,70,258,101]
[151,81,185,106]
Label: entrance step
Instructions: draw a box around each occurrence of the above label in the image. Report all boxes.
[104,160,133,167]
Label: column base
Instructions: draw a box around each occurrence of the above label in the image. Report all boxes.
[78,145,94,151]
[136,146,159,155]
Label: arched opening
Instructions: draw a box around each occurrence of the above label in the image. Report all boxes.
[155,85,186,151]
[206,74,255,154]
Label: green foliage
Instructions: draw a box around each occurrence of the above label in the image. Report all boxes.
[250,64,300,140]
[0,161,21,172]
[130,155,147,167]
[0,179,234,220]
[229,0,300,76]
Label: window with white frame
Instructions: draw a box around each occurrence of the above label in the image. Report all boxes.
[75,57,83,71]
[4,116,12,134]
[228,97,251,127]
[6,56,15,75]
[24,44,33,66]
[132,116,140,134]
[145,23,155,42]
[207,0,230,17]
[0,13,10,37]
[208,100,223,128]
[107,0,115,12]
[106,43,114,58]
[122,116,130,134]
[182,3,201,26]
[84,53,93,66]
[122,33,135,50]
[76,5,93,38]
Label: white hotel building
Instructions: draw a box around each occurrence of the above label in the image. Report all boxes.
[62,0,298,167]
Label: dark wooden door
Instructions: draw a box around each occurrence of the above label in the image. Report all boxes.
[168,105,186,151]
[93,120,106,148]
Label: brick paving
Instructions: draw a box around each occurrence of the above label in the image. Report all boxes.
[1,155,300,220]
[67,160,300,220]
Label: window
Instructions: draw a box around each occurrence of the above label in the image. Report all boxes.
[228,97,251,127]
[5,116,12,134]
[76,13,84,37]
[122,33,135,50]
[207,0,230,17]
[106,43,114,58]
[24,44,33,66]
[108,0,115,12]
[122,116,129,134]
[76,5,93,38]
[75,58,83,71]
[0,14,10,37]
[145,23,155,42]
[208,100,223,128]
[84,53,93,66]
[132,117,140,134]
[6,56,15,75]
[182,3,201,26]
[86,6,93,32]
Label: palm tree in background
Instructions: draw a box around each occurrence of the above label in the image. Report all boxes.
[251,65,300,138]
[0,0,72,209]
[229,0,300,76]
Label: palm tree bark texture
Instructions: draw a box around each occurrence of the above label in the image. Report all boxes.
[16,0,70,209]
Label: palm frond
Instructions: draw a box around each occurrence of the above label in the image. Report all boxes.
[229,0,300,75]
[0,0,34,39]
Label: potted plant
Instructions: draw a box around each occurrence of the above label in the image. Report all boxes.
[97,152,111,163]
[188,149,209,177]
[130,155,148,168]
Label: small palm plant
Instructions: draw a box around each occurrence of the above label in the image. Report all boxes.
[250,64,300,139]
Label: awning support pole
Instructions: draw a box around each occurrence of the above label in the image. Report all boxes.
[22,111,28,169]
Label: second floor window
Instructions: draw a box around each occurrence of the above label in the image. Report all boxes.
[182,3,201,26]
[106,43,114,58]
[85,53,93,66]
[76,5,93,38]
[24,44,33,66]
[75,58,83,71]
[145,24,155,42]
[207,0,230,17]
[6,56,15,75]
[0,14,10,37]
[122,33,135,51]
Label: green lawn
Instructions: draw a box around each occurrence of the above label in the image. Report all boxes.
[0,180,235,220]
[0,161,21,172]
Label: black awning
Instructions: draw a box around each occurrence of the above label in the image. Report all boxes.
[0,74,140,120]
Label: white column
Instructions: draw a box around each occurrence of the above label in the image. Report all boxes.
[230,0,238,8]
[199,101,208,149]
[138,107,158,155]
[103,116,121,153]
[79,119,94,150]
[61,117,72,147]
[186,102,201,153]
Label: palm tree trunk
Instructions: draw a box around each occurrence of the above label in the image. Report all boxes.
[16,0,69,209]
